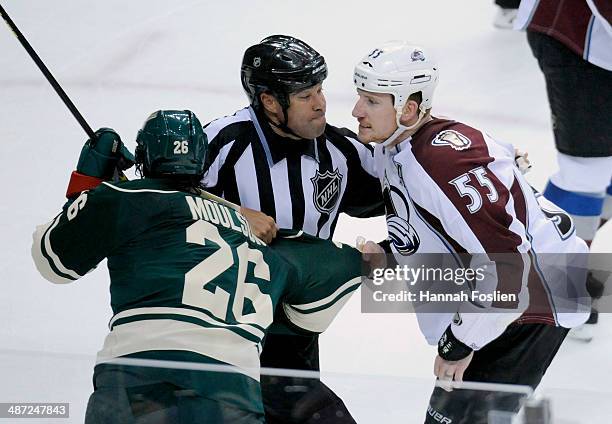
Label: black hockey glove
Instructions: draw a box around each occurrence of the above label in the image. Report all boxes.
[438,325,473,361]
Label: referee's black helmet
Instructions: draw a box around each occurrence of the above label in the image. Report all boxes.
[241,35,328,110]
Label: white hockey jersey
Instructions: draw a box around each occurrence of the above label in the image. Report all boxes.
[374,118,590,350]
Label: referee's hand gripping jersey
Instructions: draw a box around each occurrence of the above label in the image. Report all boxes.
[32,110,366,424]
[201,35,384,423]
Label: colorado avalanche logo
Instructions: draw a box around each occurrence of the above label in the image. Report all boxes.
[431,130,472,151]
[387,215,420,255]
[311,169,343,214]
[411,49,426,62]
[383,171,420,255]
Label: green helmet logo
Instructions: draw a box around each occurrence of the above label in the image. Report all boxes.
[135,110,207,178]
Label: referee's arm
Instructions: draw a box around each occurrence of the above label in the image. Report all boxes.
[335,129,385,218]
[343,169,385,217]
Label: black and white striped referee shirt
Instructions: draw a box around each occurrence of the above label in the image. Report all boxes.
[201,106,384,239]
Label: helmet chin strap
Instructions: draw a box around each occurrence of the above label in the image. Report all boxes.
[381,107,427,147]
[263,97,304,140]
[269,110,302,139]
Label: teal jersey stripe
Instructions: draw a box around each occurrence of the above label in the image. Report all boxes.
[112,313,262,344]
[292,284,360,314]
[110,303,266,340]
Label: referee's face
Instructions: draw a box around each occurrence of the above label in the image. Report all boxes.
[352,89,397,143]
[286,83,327,139]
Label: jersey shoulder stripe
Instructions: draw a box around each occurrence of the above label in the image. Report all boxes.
[101,181,180,195]
[32,214,82,284]
[283,277,361,333]
[289,276,361,312]
[112,312,261,344]
[203,107,253,144]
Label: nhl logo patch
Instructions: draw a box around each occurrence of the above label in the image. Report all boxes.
[311,169,343,214]
[431,130,472,151]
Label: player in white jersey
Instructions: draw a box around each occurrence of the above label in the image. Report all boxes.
[352,42,591,423]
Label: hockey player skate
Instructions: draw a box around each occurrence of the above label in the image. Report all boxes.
[569,273,606,342]
[493,7,518,29]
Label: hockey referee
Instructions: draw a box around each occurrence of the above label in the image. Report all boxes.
[200,35,384,423]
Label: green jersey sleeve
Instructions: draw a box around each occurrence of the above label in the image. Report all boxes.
[32,182,140,284]
[269,231,364,333]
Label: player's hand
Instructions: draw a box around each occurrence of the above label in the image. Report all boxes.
[358,238,388,275]
[514,148,531,174]
[434,352,474,392]
[240,207,277,244]
[359,238,386,265]
[77,128,135,179]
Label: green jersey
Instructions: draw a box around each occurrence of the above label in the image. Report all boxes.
[32,178,362,413]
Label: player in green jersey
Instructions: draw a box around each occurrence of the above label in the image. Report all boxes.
[32,110,365,424]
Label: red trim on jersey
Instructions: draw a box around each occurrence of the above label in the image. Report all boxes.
[527,0,593,59]
[66,171,104,198]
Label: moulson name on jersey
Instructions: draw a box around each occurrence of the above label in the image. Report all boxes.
[186,197,264,245]
[373,290,517,303]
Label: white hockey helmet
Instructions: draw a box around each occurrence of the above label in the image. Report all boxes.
[354,41,439,145]
[354,41,439,112]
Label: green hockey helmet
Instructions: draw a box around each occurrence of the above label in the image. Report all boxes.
[135,110,207,178]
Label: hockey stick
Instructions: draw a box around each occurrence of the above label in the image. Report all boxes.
[0,3,96,140]
[1,5,239,200]
[197,188,241,212]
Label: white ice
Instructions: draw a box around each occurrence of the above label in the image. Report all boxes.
[1,1,610,422]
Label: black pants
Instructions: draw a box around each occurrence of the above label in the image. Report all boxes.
[425,323,569,424]
[85,366,264,424]
[260,333,355,423]
[527,31,612,157]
